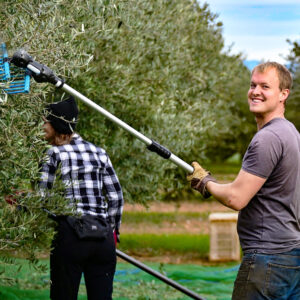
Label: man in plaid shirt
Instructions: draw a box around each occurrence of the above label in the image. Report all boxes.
[40,133,123,236]
[40,96,124,300]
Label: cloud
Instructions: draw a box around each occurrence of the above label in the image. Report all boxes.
[223,18,300,36]
[224,35,299,63]
[204,0,300,63]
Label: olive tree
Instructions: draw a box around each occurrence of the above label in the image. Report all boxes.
[0,0,251,276]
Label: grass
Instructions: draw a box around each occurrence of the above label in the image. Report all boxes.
[119,233,209,258]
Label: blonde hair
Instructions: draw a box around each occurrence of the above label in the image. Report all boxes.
[252,62,293,91]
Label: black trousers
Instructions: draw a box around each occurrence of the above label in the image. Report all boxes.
[50,218,116,300]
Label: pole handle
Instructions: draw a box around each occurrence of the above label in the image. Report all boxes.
[147,140,171,159]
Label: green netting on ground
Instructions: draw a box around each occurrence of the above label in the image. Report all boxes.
[0,259,239,300]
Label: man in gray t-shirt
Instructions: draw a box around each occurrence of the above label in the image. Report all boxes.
[239,117,300,253]
[187,62,300,299]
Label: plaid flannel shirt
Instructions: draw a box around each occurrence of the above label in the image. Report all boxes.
[39,134,124,234]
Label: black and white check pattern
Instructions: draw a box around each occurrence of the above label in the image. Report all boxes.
[39,134,124,233]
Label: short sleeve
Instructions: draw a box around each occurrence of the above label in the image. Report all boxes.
[242,130,283,179]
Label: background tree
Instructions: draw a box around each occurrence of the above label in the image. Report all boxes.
[286,39,300,131]
[0,0,251,273]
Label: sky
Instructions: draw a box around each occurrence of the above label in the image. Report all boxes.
[203,0,300,64]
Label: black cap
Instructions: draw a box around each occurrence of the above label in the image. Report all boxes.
[46,96,78,134]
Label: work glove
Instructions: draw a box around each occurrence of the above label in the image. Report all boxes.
[113,231,118,246]
[113,230,121,246]
[187,162,216,198]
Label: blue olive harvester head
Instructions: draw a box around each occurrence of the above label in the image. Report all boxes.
[0,43,30,94]
[0,43,10,80]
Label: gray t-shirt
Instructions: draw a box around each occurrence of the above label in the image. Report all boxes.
[238,118,300,253]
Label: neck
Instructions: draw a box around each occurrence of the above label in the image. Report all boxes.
[255,113,285,130]
[49,133,74,146]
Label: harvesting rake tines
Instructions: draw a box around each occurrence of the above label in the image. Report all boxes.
[0,43,30,94]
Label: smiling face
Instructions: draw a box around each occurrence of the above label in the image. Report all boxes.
[248,67,289,128]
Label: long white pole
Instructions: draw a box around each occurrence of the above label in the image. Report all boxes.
[26,62,194,173]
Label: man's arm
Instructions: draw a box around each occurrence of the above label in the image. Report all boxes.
[39,149,58,192]
[187,162,267,211]
[206,169,266,211]
[103,155,124,236]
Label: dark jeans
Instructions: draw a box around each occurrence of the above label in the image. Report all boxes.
[50,218,116,300]
[232,248,300,300]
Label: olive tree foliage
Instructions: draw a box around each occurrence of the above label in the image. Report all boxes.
[286,39,300,131]
[59,0,252,195]
[0,0,250,267]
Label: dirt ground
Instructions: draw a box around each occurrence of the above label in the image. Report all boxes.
[124,200,233,213]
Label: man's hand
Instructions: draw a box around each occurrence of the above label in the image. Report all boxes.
[187,162,209,182]
[187,162,216,198]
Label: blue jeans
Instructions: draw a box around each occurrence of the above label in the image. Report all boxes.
[232,248,300,300]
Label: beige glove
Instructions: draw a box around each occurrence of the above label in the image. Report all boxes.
[187,162,216,198]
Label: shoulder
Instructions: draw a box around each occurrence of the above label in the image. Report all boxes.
[261,118,297,137]
[45,145,60,157]
[242,119,296,178]
[244,120,284,167]
[73,134,110,162]
[248,129,283,165]
[254,118,299,149]
[77,136,107,154]
[252,119,285,147]
[42,146,60,167]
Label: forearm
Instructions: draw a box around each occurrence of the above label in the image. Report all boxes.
[205,169,266,210]
[188,163,266,211]
[206,181,240,210]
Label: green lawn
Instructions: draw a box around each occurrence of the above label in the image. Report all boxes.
[119,233,209,259]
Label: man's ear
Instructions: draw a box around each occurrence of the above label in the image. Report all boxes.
[280,89,290,103]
